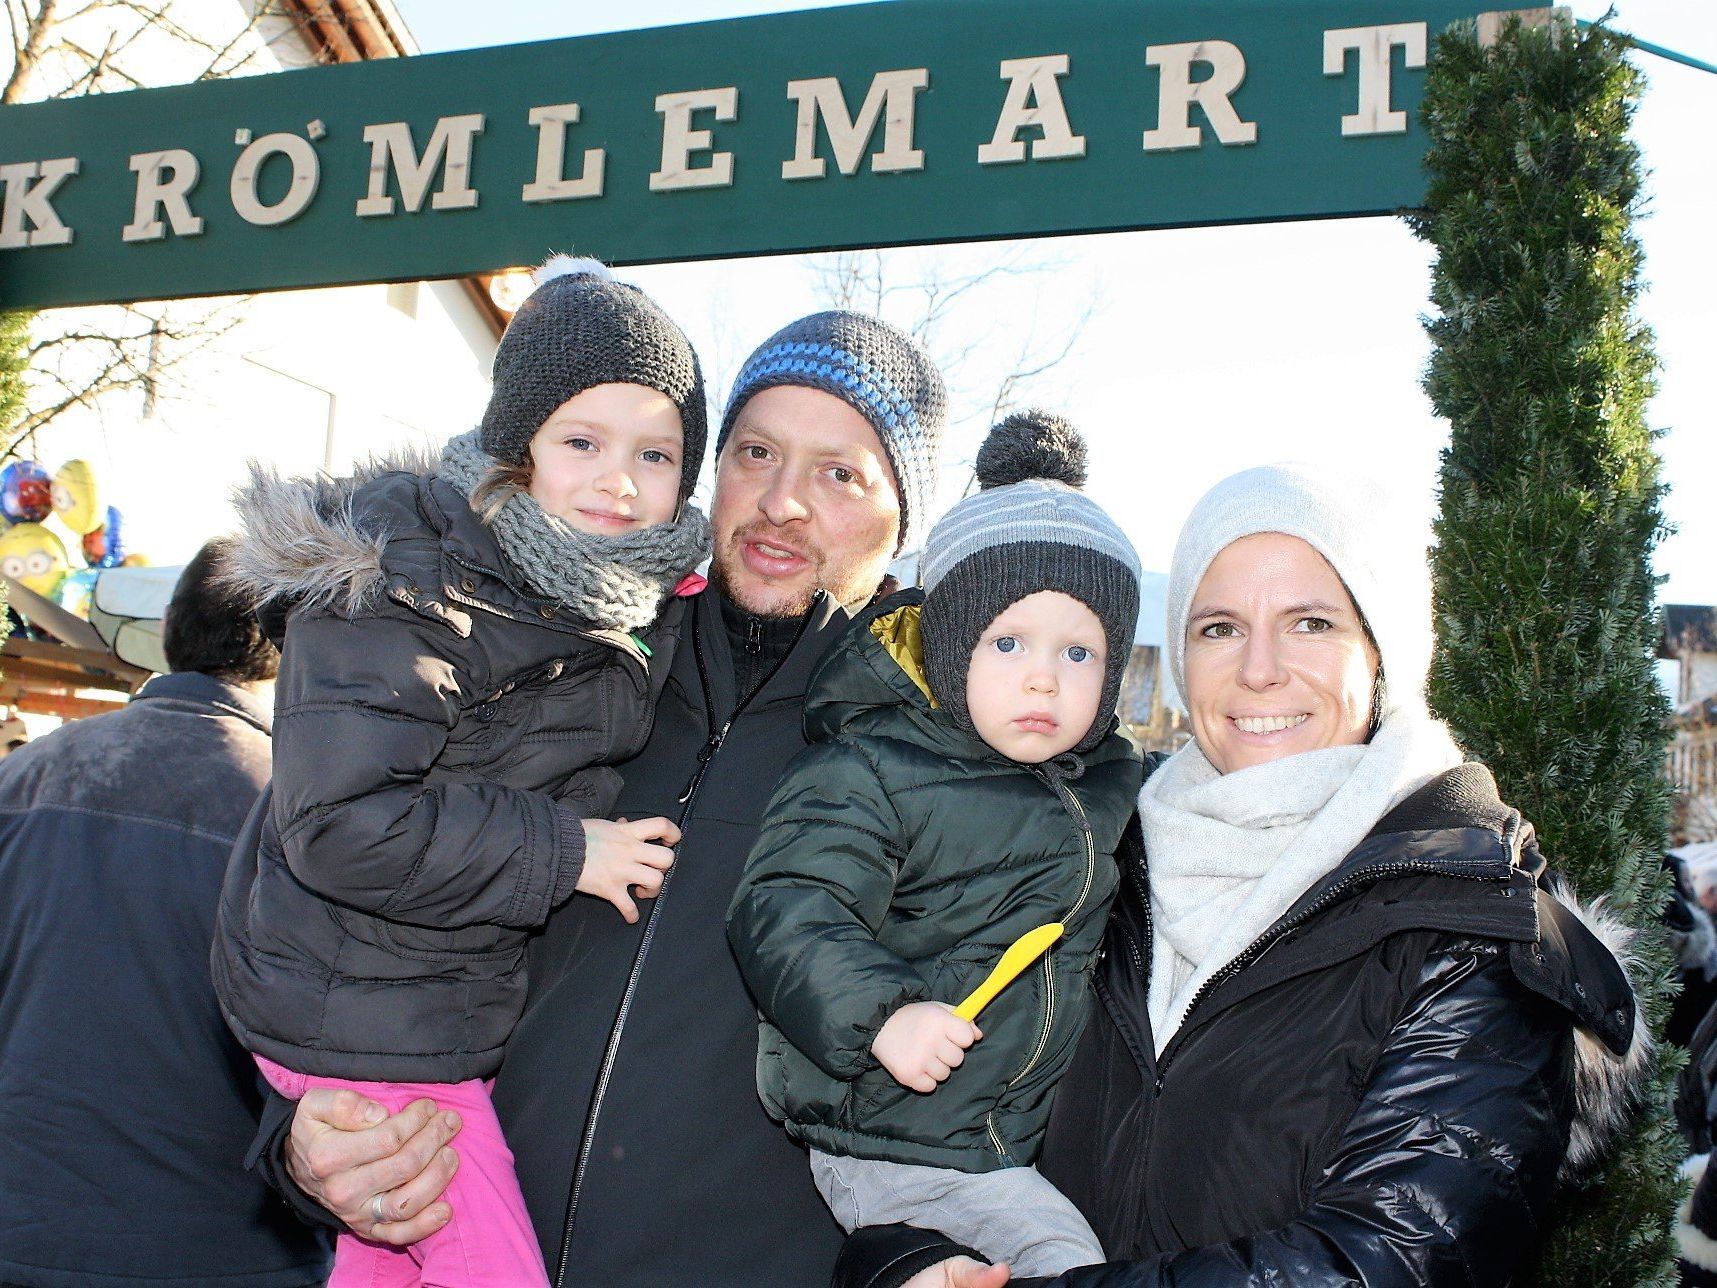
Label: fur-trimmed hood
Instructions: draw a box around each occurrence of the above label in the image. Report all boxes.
[221,445,444,620]
[1538,875,1652,1186]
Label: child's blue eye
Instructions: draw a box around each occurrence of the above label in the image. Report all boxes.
[993,636,1019,654]
[641,449,673,465]
[1067,645,1094,663]
[567,436,594,452]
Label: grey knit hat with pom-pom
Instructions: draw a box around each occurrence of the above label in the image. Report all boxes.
[921,410,1141,753]
[480,256,708,500]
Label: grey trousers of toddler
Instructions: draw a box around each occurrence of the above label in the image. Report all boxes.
[809,1148,1105,1277]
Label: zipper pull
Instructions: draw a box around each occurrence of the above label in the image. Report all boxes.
[629,632,653,658]
[677,722,730,803]
[745,617,763,656]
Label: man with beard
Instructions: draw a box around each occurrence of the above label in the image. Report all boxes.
[250,312,947,1286]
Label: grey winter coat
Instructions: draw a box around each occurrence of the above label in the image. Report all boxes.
[211,456,684,1082]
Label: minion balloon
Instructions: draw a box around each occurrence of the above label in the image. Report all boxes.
[0,522,69,596]
[51,459,104,534]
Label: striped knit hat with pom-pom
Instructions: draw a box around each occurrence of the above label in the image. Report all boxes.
[480,256,708,500]
[920,410,1141,753]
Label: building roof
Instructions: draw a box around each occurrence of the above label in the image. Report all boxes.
[1663,604,1717,657]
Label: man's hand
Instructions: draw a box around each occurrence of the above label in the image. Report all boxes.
[578,816,680,922]
[871,1001,981,1093]
[901,1256,1012,1288]
[284,1088,462,1245]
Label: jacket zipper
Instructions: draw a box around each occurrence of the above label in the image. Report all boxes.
[553,592,821,1285]
[984,770,1093,1161]
[1151,858,1506,1085]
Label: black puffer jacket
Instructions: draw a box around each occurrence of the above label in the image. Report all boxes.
[730,591,1142,1173]
[212,454,682,1083]
[835,763,1644,1287]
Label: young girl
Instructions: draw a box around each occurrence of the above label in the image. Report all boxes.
[212,259,712,1287]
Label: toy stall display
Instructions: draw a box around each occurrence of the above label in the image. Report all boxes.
[1,456,150,634]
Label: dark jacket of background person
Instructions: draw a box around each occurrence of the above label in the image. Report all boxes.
[211,457,680,1084]
[729,591,1142,1174]
[0,548,329,1288]
[251,585,853,1285]
[836,762,1643,1288]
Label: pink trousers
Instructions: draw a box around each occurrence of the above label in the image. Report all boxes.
[255,1056,549,1288]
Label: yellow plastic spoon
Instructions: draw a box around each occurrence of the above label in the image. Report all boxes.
[953,923,1065,1022]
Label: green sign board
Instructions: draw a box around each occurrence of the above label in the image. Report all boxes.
[0,1,1487,310]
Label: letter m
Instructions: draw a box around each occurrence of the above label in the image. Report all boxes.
[356,114,484,217]
[782,69,929,180]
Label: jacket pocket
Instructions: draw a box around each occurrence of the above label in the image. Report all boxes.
[329,903,519,965]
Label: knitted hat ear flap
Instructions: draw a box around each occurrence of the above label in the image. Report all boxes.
[923,544,1139,755]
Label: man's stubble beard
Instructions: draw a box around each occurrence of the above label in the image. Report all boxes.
[709,524,891,620]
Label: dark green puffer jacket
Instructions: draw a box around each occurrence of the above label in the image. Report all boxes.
[728,590,1143,1174]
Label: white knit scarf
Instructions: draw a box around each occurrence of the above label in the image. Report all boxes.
[1139,706,1464,1053]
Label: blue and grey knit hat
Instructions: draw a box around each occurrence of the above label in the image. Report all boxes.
[717,311,946,550]
[921,411,1141,753]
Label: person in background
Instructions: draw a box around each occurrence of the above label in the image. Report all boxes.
[0,538,331,1288]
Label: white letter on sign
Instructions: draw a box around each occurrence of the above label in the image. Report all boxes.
[978,55,1086,165]
[649,88,738,191]
[355,114,485,217]
[524,103,605,202]
[1323,24,1428,136]
[1142,41,1257,152]
[231,132,321,226]
[782,69,929,179]
[0,158,79,248]
[123,150,204,242]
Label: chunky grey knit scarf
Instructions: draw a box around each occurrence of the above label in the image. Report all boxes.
[439,429,711,633]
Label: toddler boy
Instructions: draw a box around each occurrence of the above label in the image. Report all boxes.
[728,411,1145,1276]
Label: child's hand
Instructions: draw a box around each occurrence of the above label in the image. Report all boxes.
[871,1001,982,1093]
[577,816,680,923]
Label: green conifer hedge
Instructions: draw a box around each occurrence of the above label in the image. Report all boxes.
[1412,15,1678,1284]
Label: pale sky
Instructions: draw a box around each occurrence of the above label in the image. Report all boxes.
[395,1,1715,608]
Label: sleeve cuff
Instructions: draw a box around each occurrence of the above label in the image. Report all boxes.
[549,805,588,909]
[834,1225,984,1288]
[245,1088,348,1234]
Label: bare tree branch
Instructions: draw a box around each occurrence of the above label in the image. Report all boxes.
[1,0,54,103]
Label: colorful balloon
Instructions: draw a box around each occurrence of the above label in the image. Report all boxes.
[54,566,100,617]
[0,461,53,524]
[51,459,103,534]
[0,522,69,596]
[83,506,127,568]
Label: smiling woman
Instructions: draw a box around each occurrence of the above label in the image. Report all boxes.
[837,460,1649,1288]
[1182,532,1381,774]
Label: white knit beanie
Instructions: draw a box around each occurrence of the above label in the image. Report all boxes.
[1164,463,1435,720]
